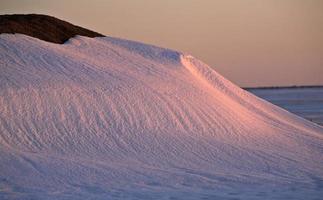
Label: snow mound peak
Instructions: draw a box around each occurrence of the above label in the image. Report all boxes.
[0,34,322,199]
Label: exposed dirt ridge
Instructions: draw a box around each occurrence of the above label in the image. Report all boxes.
[0,14,104,44]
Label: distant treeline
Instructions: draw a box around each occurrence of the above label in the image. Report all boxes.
[244,85,323,90]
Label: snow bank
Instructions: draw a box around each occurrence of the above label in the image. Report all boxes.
[0,34,322,199]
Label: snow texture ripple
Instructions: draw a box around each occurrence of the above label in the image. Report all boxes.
[0,34,323,199]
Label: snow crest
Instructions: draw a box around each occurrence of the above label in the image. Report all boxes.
[0,34,322,199]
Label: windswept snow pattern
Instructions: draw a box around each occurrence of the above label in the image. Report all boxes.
[0,34,323,200]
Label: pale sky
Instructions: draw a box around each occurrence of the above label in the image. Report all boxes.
[1,0,322,87]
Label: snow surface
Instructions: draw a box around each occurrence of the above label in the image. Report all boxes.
[248,87,323,126]
[0,34,323,199]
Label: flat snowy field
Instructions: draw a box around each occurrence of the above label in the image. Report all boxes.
[248,87,323,126]
[0,34,322,200]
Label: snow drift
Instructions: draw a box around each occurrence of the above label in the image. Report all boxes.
[0,34,322,199]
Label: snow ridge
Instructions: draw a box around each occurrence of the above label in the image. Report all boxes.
[0,34,322,200]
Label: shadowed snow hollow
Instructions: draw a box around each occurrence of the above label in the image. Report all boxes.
[0,34,322,199]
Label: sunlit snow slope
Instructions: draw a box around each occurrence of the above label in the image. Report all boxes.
[0,34,323,200]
